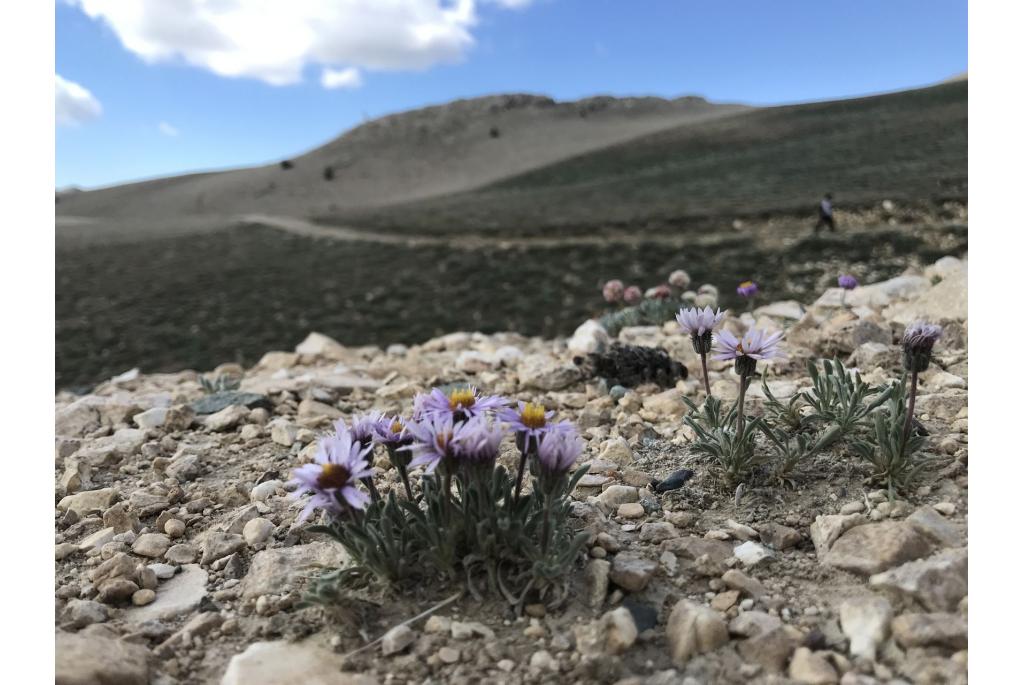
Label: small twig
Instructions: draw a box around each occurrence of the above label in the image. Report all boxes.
[341,590,463,660]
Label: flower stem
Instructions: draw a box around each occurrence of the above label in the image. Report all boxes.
[736,372,749,435]
[700,352,712,398]
[396,463,414,501]
[901,370,919,451]
[540,493,553,556]
[362,476,380,502]
[442,469,454,524]
[513,449,529,503]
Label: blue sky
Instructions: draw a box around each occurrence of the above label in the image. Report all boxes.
[56,0,967,189]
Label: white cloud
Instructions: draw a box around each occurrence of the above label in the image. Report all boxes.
[71,1,532,88]
[321,67,363,90]
[56,73,102,126]
[489,0,533,7]
[158,121,179,136]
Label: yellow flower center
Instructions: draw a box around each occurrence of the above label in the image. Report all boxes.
[520,402,548,429]
[317,462,351,489]
[740,281,754,289]
[448,388,477,410]
[390,419,404,434]
[435,431,453,452]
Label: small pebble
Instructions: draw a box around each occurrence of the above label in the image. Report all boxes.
[438,647,460,664]
[132,589,156,606]
[164,519,186,538]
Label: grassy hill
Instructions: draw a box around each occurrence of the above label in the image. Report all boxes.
[56,94,747,230]
[324,81,966,237]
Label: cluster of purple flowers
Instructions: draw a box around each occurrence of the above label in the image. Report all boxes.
[289,386,585,520]
[676,303,785,433]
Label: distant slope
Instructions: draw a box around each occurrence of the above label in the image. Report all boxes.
[55,94,748,224]
[328,80,966,236]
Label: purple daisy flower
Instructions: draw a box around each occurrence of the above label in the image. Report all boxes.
[372,415,413,449]
[402,414,460,474]
[902,321,942,372]
[838,274,858,290]
[676,306,726,338]
[737,280,759,298]
[902,321,943,349]
[713,328,785,363]
[289,429,374,521]
[413,386,506,422]
[536,426,585,475]
[499,401,575,454]
[452,415,506,464]
[347,411,389,447]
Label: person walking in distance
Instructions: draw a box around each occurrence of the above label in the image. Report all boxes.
[814,193,836,233]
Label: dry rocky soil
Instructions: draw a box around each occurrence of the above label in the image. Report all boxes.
[54,256,967,685]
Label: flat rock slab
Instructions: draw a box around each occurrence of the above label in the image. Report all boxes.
[884,264,967,324]
[660,537,735,564]
[809,513,866,558]
[128,564,208,622]
[869,547,968,612]
[824,521,933,575]
[241,373,381,396]
[891,612,968,650]
[56,631,150,685]
[906,505,963,548]
[190,391,272,415]
[241,541,348,599]
[221,640,378,685]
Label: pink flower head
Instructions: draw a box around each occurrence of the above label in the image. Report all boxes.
[668,270,691,288]
[623,286,643,305]
[647,285,672,300]
[602,279,625,303]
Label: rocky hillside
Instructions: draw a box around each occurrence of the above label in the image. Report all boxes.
[54,256,967,684]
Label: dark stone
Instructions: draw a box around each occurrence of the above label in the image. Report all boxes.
[256,470,281,484]
[653,469,695,493]
[802,627,828,650]
[575,343,687,388]
[622,598,659,633]
[189,392,272,415]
